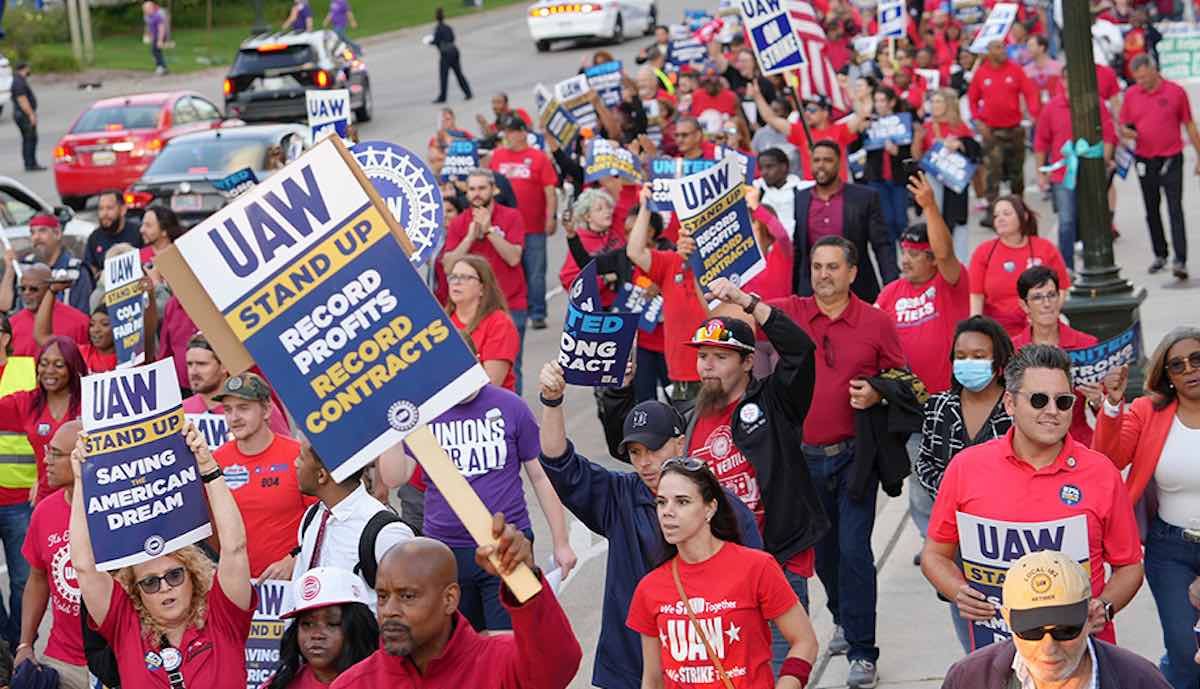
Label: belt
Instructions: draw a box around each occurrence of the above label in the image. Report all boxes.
[801,440,851,457]
[1156,518,1200,544]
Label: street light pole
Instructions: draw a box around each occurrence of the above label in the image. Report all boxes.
[251,0,268,35]
[1059,0,1149,394]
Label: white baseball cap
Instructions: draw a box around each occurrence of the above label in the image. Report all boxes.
[281,567,371,619]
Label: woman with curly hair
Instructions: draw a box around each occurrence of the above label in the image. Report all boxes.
[69,422,253,688]
[559,187,624,309]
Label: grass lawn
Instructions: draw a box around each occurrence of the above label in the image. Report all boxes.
[30,0,528,74]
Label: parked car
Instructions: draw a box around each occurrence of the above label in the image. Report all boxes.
[123,123,311,227]
[224,30,372,124]
[527,0,657,52]
[0,176,96,280]
[53,91,233,211]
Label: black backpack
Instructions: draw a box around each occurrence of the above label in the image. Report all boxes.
[299,504,402,588]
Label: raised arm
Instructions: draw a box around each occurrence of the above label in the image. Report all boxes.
[908,173,962,284]
[186,424,252,610]
[626,185,655,272]
[69,434,115,628]
[748,81,790,134]
[0,250,16,312]
[34,288,57,348]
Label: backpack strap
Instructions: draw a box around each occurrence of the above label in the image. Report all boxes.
[291,502,322,558]
[356,509,402,588]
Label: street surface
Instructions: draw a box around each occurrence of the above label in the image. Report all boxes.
[3,3,1199,687]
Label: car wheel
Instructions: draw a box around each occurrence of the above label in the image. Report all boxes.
[611,15,624,44]
[61,196,87,212]
[355,82,373,123]
[536,39,551,52]
[645,4,657,35]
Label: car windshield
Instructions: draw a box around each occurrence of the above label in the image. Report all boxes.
[145,138,268,176]
[72,105,163,133]
[234,45,316,73]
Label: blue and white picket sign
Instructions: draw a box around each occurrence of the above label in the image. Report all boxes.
[864,112,914,151]
[244,580,293,689]
[103,251,145,368]
[185,412,229,450]
[969,3,1018,53]
[648,151,756,212]
[559,261,639,387]
[1114,145,1134,179]
[441,139,479,182]
[534,83,581,149]
[168,137,488,482]
[617,278,664,333]
[585,60,624,108]
[1069,322,1141,387]
[584,139,645,184]
[739,0,806,76]
[306,89,352,141]
[877,0,907,38]
[555,75,598,130]
[81,358,212,570]
[667,37,708,70]
[213,168,260,201]
[351,141,445,268]
[684,8,712,31]
[668,155,765,298]
[920,142,977,194]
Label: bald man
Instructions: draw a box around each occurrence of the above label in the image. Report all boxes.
[16,420,90,689]
[5,263,89,357]
[331,513,582,689]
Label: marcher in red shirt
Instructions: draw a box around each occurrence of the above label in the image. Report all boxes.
[33,287,116,373]
[329,517,582,689]
[627,460,817,689]
[488,115,558,329]
[445,256,519,392]
[1119,54,1200,279]
[153,293,200,392]
[751,84,868,180]
[559,188,624,309]
[687,63,739,120]
[1010,267,1099,446]
[968,39,1042,205]
[0,335,84,503]
[674,116,718,161]
[920,344,1144,650]
[4,263,89,357]
[179,333,291,438]
[475,93,533,136]
[211,373,314,579]
[969,196,1070,337]
[443,169,527,313]
[71,423,256,689]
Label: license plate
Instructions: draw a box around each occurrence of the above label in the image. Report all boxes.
[92,151,116,166]
[260,77,286,90]
[171,194,203,211]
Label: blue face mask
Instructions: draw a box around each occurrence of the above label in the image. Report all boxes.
[954,359,995,392]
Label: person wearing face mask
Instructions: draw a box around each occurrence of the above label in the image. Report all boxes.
[914,315,1014,651]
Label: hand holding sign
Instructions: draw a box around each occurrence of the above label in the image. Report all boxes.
[956,583,999,621]
[476,512,535,577]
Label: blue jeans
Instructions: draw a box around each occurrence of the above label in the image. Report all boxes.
[1144,518,1200,689]
[333,26,363,55]
[770,568,811,674]
[510,308,527,396]
[634,347,669,403]
[805,442,880,663]
[451,527,535,631]
[522,233,547,321]
[150,43,166,69]
[906,435,931,538]
[869,180,909,244]
[1052,182,1077,270]
[0,503,31,648]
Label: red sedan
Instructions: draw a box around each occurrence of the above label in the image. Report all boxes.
[53,91,232,210]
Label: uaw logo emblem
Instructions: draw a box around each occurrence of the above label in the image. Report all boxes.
[387,400,419,432]
[351,141,445,268]
[144,535,166,557]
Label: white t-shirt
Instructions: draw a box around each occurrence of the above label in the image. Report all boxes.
[753,174,814,241]
[1154,414,1200,530]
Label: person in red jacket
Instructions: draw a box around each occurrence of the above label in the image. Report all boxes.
[968,39,1042,210]
[330,514,582,689]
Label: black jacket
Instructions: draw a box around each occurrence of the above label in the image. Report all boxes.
[682,307,830,563]
[791,183,898,304]
[942,638,1171,689]
[851,369,927,502]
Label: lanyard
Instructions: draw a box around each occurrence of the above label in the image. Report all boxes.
[159,637,186,689]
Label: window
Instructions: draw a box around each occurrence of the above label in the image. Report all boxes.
[173,98,200,126]
[192,98,222,121]
[71,105,163,133]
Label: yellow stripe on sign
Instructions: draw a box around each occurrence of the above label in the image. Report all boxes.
[962,561,1008,587]
[84,409,185,456]
[679,185,744,233]
[224,205,392,341]
[103,281,144,306]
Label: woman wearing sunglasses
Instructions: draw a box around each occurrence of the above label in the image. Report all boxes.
[627,458,818,689]
[1093,326,1200,689]
[69,422,254,689]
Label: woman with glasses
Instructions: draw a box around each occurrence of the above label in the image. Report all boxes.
[445,255,519,392]
[69,422,254,689]
[1093,326,1200,689]
[627,458,819,689]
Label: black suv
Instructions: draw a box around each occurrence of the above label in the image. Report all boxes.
[223,30,372,123]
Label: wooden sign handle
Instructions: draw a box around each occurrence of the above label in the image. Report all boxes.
[404,425,543,603]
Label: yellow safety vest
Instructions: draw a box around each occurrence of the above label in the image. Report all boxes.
[0,357,37,489]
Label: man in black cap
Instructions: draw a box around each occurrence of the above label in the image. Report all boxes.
[682,277,829,673]
[536,360,762,689]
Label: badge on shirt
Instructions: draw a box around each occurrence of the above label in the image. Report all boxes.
[36,423,51,436]
[223,464,250,490]
[145,651,163,671]
[161,647,182,672]
[1060,484,1082,506]
[739,402,766,434]
[1002,261,1016,273]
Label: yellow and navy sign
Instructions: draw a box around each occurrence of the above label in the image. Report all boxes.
[103,250,146,368]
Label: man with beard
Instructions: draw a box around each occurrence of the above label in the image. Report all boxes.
[16,215,94,315]
[179,333,290,437]
[682,277,829,673]
[4,264,88,357]
[81,192,142,278]
[329,519,581,689]
[475,93,532,138]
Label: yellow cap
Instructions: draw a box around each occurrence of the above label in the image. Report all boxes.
[1002,550,1091,635]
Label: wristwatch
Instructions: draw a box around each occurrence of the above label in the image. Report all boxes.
[743,292,762,315]
[1100,597,1115,622]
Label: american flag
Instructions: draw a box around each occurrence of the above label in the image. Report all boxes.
[785,0,850,113]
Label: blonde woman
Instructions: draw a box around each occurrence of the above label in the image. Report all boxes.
[69,423,253,689]
[445,255,519,391]
[558,187,623,308]
[913,88,981,262]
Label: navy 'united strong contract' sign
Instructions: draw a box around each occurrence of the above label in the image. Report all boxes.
[168,137,487,482]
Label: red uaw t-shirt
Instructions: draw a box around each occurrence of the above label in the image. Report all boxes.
[0,390,76,503]
[647,250,707,383]
[489,146,558,236]
[627,543,798,688]
[875,271,971,394]
[22,488,85,665]
[450,310,519,392]
[444,205,528,311]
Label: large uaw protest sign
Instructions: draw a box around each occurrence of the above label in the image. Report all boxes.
[103,250,146,368]
[157,137,541,601]
[1069,322,1141,387]
[669,156,764,299]
[245,581,291,689]
[738,0,806,76]
[559,261,638,387]
[956,512,1090,650]
[81,359,211,570]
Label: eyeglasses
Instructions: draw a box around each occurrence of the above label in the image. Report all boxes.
[136,566,186,594]
[18,285,42,293]
[1013,624,1085,642]
[447,273,481,284]
[1166,351,1200,376]
[677,129,700,138]
[1014,390,1076,411]
[661,456,708,472]
[805,105,821,113]
[1024,291,1059,305]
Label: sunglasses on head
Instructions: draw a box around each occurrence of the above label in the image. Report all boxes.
[694,321,736,344]
[136,566,186,594]
[1014,391,1076,412]
[661,456,708,473]
[1166,351,1200,376]
[1013,624,1085,642]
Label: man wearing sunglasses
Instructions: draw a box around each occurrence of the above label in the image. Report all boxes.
[2,263,89,358]
[942,550,1169,688]
[922,344,1143,651]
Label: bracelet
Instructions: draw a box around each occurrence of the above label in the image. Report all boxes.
[16,642,31,651]
[200,469,224,484]
[743,293,761,315]
[780,657,812,686]
[539,393,564,408]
